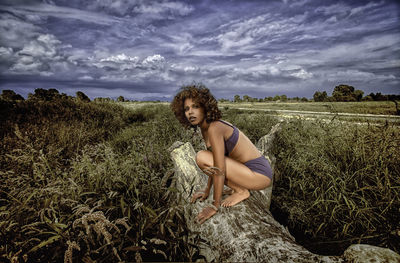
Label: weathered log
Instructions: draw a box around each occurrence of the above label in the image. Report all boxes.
[168,123,400,262]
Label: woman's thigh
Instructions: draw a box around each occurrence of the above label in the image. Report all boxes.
[196,150,271,190]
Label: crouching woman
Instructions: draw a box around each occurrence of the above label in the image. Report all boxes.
[170,84,273,224]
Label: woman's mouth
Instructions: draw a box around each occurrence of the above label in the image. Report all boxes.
[189,117,196,122]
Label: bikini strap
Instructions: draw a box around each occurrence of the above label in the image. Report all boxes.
[218,120,234,128]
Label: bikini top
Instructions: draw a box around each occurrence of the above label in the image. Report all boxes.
[207,120,239,156]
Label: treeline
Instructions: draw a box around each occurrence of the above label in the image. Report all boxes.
[313,84,400,102]
[225,94,309,103]
[0,88,91,103]
[222,84,400,103]
[0,89,135,103]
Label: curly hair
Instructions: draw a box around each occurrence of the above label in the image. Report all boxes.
[170,84,222,128]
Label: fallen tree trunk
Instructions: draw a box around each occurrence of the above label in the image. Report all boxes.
[168,123,400,262]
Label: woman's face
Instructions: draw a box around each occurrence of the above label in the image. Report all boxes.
[184,98,205,126]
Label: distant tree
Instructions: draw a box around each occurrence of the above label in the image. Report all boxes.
[313,91,328,102]
[301,97,308,102]
[332,84,364,102]
[369,92,387,101]
[362,95,374,101]
[28,88,62,101]
[76,91,91,102]
[273,95,280,101]
[292,96,300,101]
[332,84,356,101]
[243,95,251,102]
[280,95,287,102]
[0,90,24,101]
[234,95,241,103]
[264,96,273,102]
[117,96,125,102]
[353,90,364,101]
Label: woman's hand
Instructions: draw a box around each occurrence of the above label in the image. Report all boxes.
[196,206,217,224]
[190,189,209,203]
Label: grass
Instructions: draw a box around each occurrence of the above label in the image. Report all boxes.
[270,119,400,255]
[1,97,399,261]
[220,101,399,115]
[0,98,201,262]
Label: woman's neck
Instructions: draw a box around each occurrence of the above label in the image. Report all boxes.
[199,119,209,133]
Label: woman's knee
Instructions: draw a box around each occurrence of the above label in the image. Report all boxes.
[195,150,211,168]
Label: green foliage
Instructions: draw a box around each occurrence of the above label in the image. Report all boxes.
[76,91,91,102]
[0,90,24,101]
[234,95,241,102]
[0,101,203,262]
[332,84,364,102]
[222,108,277,143]
[313,91,328,102]
[2,95,399,261]
[271,120,400,255]
[27,88,66,101]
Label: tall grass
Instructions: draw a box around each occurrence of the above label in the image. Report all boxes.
[270,119,400,255]
[2,97,398,261]
[0,100,202,262]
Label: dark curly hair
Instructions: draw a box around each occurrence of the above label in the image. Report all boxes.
[170,84,222,128]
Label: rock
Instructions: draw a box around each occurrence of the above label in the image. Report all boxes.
[343,244,400,263]
[169,123,400,262]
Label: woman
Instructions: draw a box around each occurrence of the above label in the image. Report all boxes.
[171,84,273,224]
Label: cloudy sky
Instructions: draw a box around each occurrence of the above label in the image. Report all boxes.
[0,0,399,101]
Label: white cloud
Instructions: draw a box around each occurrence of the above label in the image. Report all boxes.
[0,13,42,49]
[0,47,14,60]
[78,75,94,80]
[6,33,69,75]
[291,68,313,79]
[142,54,166,68]
[100,53,140,63]
[315,3,350,16]
[0,3,120,26]
[349,1,384,17]
[324,69,396,82]
[133,1,194,16]
[18,34,61,58]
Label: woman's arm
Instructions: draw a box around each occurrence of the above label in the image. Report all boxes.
[205,176,213,193]
[207,123,226,209]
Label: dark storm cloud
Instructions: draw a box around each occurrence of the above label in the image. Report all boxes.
[0,0,399,100]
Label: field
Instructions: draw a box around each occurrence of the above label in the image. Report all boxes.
[0,98,399,262]
[220,101,399,115]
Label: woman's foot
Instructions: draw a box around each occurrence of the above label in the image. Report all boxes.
[223,188,234,195]
[221,190,250,207]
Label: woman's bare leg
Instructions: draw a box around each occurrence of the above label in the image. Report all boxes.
[196,150,271,207]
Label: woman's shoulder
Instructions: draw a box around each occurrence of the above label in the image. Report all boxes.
[208,119,235,133]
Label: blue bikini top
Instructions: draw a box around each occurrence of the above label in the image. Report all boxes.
[207,120,239,156]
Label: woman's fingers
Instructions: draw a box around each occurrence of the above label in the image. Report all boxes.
[191,191,207,203]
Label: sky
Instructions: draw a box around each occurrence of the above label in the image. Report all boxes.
[0,0,399,101]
